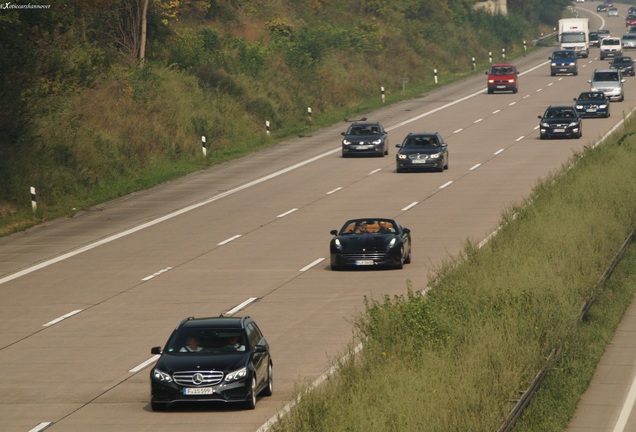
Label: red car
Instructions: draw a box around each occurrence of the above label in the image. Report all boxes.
[485,63,519,94]
[626,16,636,27]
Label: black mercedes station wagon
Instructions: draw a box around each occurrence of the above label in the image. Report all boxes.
[150,316,272,411]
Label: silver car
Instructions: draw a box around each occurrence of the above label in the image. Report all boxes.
[588,69,625,102]
[622,33,636,49]
[608,7,619,17]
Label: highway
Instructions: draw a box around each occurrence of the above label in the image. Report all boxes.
[0,4,634,431]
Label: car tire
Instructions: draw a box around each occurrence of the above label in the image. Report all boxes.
[513,88,518,94]
[396,166,403,173]
[404,249,412,264]
[260,363,273,397]
[245,376,257,410]
[487,88,493,94]
[151,401,168,412]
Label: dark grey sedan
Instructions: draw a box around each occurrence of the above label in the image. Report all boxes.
[395,132,449,172]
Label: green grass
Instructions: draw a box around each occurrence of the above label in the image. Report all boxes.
[270,121,636,431]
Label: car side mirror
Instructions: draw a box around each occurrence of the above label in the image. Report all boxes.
[441,143,447,148]
[537,115,542,119]
[254,344,267,353]
[330,230,338,235]
[395,144,401,148]
[341,132,345,136]
[484,71,488,75]
[402,228,410,234]
[151,346,162,355]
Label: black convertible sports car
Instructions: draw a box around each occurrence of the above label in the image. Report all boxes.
[329,218,411,270]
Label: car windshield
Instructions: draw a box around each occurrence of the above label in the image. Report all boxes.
[545,109,576,119]
[594,72,619,81]
[578,93,605,101]
[490,66,514,75]
[347,125,379,135]
[165,329,247,353]
[340,220,395,235]
[553,51,574,59]
[402,135,439,149]
[613,58,632,65]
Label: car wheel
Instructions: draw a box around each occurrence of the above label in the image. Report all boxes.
[396,166,403,173]
[487,88,494,94]
[513,88,518,94]
[551,72,556,76]
[342,153,348,158]
[404,248,412,264]
[260,363,273,397]
[245,376,257,410]
[151,401,168,412]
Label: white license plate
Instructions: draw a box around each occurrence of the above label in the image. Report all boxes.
[412,159,428,164]
[553,128,565,133]
[586,109,597,112]
[355,145,371,150]
[355,260,374,266]
[183,387,215,395]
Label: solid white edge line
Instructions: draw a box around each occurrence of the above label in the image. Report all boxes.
[612,373,636,432]
[300,258,325,272]
[129,354,161,373]
[217,235,241,246]
[277,208,298,218]
[29,422,52,432]
[225,297,259,316]
[42,310,82,327]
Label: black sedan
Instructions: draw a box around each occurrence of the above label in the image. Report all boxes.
[538,106,582,139]
[573,92,610,118]
[341,121,389,157]
[395,132,449,172]
[330,218,411,270]
[150,316,272,411]
[609,56,635,76]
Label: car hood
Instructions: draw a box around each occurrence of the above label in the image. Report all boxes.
[156,352,250,373]
[592,81,622,88]
[541,117,578,125]
[343,134,382,141]
[336,234,398,252]
[397,148,443,156]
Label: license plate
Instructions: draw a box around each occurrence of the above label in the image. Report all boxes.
[183,387,215,395]
[553,128,565,133]
[355,260,374,266]
[496,85,506,88]
[355,145,370,150]
[586,109,597,112]
[412,159,428,164]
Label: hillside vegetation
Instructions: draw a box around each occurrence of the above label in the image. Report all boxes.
[0,0,569,235]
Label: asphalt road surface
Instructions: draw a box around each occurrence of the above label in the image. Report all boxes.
[1,4,635,431]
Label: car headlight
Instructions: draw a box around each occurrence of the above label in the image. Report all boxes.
[152,368,173,383]
[225,367,247,382]
[372,139,382,145]
[387,238,397,249]
[569,122,579,127]
[342,140,351,145]
[429,153,440,159]
[397,154,408,159]
[569,62,576,66]
[599,104,608,108]
[540,122,550,128]
[575,104,583,109]
[551,62,557,66]
[507,79,516,83]
[334,238,342,249]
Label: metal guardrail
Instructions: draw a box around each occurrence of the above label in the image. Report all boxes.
[497,229,636,432]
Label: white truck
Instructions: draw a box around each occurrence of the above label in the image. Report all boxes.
[558,18,589,58]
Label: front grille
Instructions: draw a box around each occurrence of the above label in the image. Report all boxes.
[408,154,429,161]
[173,370,224,386]
[343,252,387,260]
